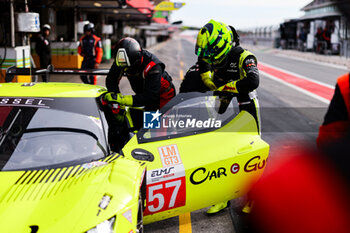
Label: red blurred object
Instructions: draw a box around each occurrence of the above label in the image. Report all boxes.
[317,73,350,148]
[250,148,350,233]
[111,104,121,114]
[100,96,108,106]
[126,0,154,14]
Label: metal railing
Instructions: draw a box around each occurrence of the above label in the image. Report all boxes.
[5,65,109,83]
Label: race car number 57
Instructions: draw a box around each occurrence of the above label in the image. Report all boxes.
[144,177,186,215]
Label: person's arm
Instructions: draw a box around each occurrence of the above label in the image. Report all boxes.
[78,36,84,56]
[217,55,259,93]
[105,62,123,93]
[197,58,216,90]
[236,55,259,93]
[132,64,162,108]
[95,37,103,66]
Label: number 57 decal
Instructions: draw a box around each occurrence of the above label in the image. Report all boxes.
[144,177,186,215]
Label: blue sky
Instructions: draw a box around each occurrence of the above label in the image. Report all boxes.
[170,0,312,29]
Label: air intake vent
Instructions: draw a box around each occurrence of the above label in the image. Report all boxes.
[131,148,154,161]
[29,225,39,233]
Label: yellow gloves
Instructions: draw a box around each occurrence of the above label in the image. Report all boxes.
[200,71,239,93]
[200,71,217,91]
[217,81,238,93]
[104,92,133,106]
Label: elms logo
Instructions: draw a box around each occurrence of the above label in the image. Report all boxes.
[143,110,162,129]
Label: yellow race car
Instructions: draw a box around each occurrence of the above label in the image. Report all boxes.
[0,81,269,232]
[0,83,145,233]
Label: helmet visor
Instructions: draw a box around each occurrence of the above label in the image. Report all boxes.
[195,45,212,58]
[116,48,131,67]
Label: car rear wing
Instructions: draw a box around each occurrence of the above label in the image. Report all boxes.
[5,65,110,83]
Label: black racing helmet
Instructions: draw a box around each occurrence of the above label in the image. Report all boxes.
[115,37,142,68]
[84,23,95,33]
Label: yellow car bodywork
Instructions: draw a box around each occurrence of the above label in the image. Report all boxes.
[0,155,145,232]
[122,110,269,224]
[0,83,145,233]
[0,82,269,231]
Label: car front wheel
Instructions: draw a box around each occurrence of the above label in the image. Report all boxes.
[136,192,144,233]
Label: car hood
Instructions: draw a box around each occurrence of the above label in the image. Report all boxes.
[0,155,144,232]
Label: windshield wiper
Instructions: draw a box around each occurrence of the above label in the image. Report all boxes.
[24,127,107,156]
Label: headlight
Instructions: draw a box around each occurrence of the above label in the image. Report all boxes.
[86,216,116,233]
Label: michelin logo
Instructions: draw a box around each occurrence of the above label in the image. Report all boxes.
[143,110,162,129]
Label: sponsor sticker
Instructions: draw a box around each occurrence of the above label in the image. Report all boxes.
[147,164,185,185]
[158,144,182,167]
[190,167,227,185]
[231,163,240,174]
[244,156,267,172]
[0,97,53,108]
[122,209,132,224]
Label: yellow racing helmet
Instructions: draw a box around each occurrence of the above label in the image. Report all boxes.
[195,19,234,65]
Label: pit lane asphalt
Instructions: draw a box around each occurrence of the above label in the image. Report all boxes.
[49,33,348,233]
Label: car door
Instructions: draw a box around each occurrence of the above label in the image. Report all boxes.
[122,93,269,224]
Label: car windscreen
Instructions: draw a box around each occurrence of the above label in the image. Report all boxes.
[137,92,239,143]
[0,97,107,171]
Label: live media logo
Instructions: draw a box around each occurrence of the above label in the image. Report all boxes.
[143,110,161,129]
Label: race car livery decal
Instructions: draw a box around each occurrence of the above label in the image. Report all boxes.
[230,163,240,174]
[122,209,133,224]
[190,167,227,185]
[144,176,186,215]
[147,165,185,184]
[145,164,186,215]
[244,156,266,172]
[0,97,53,108]
[150,166,175,182]
[158,144,182,167]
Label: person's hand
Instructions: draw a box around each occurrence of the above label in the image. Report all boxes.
[94,63,99,69]
[200,71,217,91]
[104,92,119,103]
[104,92,133,106]
[217,81,238,93]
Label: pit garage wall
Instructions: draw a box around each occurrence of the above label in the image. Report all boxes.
[0,46,31,83]
[32,42,83,69]
[32,40,111,69]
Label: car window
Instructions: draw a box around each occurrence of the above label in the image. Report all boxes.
[0,97,108,171]
[138,93,239,143]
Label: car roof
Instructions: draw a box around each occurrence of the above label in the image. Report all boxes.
[0,83,107,98]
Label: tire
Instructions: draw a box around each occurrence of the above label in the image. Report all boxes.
[229,207,245,233]
[136,192,144,233]
[229,197,251,233]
